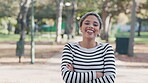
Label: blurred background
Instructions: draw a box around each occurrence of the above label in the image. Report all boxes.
[0,0,148,83]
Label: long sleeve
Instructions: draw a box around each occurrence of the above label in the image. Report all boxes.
[89,44,116,83]
[61,44,97,83]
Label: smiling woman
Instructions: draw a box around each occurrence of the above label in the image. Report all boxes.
[61,12,116,83]
[80,15,100,40]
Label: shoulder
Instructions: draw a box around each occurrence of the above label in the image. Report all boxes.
[99,42,113,50]
[64,42,78,49]
[99,42,112,47]
[64,42,77,47]
[99,43,115,57]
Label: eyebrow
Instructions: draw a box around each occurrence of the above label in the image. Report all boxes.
[94,21,98,24]
[84,20,90,22]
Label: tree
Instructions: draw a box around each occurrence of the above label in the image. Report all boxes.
[137,18,142,36]
[0,0,19,17]
[16,0,31,62]
[100,0,111,42]
[55,0,64,43]
[30,0,35,64]
[128,0,137,56]
[136,0,148,36]
[136,0,148,19]
[70,0,77,38]
[31,0,57,21]
[76,0,132,42]
[64,0,77,39]
[99,0,132,42]
[137,18,148,37]
[99,0,148,42]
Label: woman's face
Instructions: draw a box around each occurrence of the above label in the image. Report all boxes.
[80,15,100,40]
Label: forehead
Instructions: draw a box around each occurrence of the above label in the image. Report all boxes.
[83,15,99,22]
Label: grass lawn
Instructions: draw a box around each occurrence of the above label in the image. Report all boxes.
[0,32,148,44]
[108,32,148,44]
[0,33,56,42]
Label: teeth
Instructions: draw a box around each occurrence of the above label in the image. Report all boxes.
[87,30,93,33]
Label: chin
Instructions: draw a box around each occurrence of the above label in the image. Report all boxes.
[86,36,95,40]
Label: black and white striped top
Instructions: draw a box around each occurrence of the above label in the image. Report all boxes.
[61,42,116,83]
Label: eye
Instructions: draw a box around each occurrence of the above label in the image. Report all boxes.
[93,23,98,26]
[84,22,90,25]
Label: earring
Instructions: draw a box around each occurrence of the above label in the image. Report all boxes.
[97,34,100,37]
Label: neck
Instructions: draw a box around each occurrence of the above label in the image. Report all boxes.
[80,39,97,49]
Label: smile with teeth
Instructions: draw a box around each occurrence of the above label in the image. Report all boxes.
[86,30,94,33]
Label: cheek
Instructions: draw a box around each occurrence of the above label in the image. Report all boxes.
[95,28,100,34]
[80,26,86,32]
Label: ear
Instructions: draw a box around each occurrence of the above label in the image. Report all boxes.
[79,26,82,35]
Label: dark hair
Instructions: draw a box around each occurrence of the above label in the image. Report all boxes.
[79,12,103,29]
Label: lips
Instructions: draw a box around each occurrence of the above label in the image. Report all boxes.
[85,29,95,35]
[86,29,95,33]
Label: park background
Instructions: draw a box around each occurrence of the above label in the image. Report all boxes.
[0,0,148,83]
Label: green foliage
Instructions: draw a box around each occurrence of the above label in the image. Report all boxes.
[137,0,148,19]
[0,0,20,17]
[76,0,99,17]
[0,28,8,34]
[0,17,17,35]
[32,0,57,20]
[0,0,147,40]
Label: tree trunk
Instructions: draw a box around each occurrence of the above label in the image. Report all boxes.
[137,18,141,36]
[100,0,112,42]
[55,0,64,43]
[70,0,77,39]
[16,0,31,59]
[128,0,137,56]
[100,13,112,42]
[30,0,35,64]
[66,9,71,40]
[65,0,77,40]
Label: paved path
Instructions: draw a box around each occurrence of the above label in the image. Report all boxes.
[0,54,148,83]
[0,54,64,83]
[115,60,148,83]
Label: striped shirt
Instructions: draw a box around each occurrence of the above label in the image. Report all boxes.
[61,42,116,83]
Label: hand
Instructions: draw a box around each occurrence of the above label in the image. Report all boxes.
[66,64,74,72]
[96,72,104,78]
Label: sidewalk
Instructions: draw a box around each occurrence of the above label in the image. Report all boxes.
[115,60,148,83]
[0,54,64,83]
[0,54,148,83]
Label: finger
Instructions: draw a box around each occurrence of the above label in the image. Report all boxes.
[67,64,73,68]
[66,64,72,69]
[66,64,70,69]
[68,64,73,68]
[66,64,74,72]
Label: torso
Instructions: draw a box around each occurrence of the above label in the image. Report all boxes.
[68,42,110,72]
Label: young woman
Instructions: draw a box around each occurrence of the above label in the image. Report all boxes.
[61,12,116,83]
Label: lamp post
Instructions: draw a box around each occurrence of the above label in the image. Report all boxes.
[31,0,35,64]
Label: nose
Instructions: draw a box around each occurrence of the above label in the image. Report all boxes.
[88,24,94,28]
[89,26,93,29]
